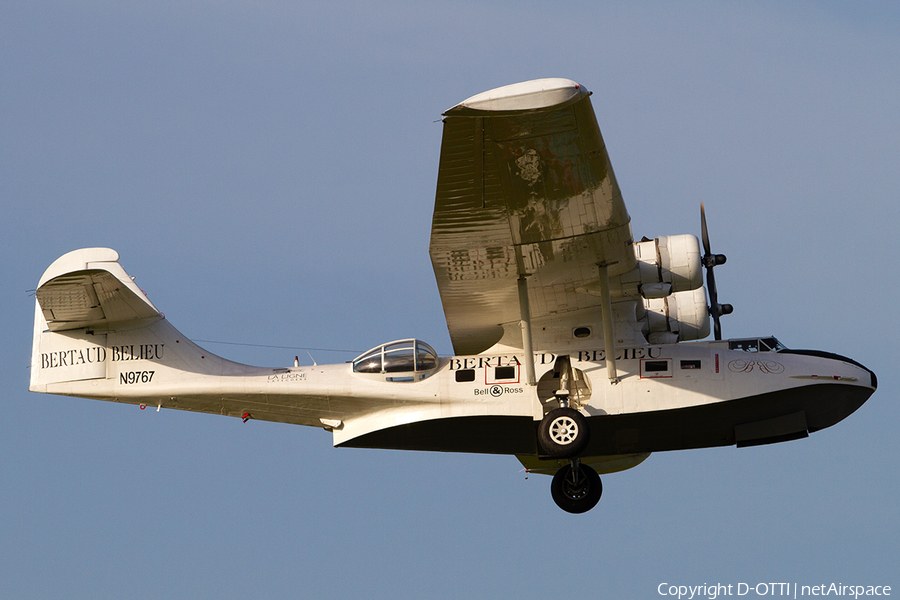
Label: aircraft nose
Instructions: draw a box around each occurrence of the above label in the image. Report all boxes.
[833,353,876,389]
[779,348,876,389]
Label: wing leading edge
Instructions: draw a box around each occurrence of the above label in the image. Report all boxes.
[429,79,637,356]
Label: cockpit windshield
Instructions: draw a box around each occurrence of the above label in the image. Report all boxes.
[353,339,438,380]
[728,337,787,353]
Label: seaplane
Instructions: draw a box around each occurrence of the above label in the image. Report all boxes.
[29,79,877,513]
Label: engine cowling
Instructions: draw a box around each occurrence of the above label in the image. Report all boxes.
[638,287,710,343]
[510,234,711,348]
[615,234,703,298]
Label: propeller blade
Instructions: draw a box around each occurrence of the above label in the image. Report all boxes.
[706,261,722,340]
[700,203,731,341]
[700,202,711,256]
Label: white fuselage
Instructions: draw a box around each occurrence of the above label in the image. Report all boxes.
[32,315,875,457]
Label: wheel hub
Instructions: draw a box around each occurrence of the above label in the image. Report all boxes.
[561,466,589,499]
[549,416,579,445]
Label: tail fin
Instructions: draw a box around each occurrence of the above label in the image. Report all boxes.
[29,248,254,394]
[30,248,163,391]
[30,248,335,432]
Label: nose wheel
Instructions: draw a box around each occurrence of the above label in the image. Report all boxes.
[550,461,602,514]
[539,407,590,458]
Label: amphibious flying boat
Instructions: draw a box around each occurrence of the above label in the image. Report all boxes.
[29,79,876,513]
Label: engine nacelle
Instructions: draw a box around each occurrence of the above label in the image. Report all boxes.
[638,287,710,343]
[616,234,703,298]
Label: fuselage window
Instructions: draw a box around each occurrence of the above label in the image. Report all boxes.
[681,360,701,369]
[644,360,669,372]
[455,369,476,383]
[495,365,516,380]
[641,358,673,378]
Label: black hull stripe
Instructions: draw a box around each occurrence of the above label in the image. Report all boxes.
[338,383,873,455]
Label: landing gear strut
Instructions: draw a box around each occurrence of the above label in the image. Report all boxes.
[550,460,602,514]
[538,355,590,458]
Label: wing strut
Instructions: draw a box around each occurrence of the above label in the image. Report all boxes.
[597,263,620,384]
[517,275,537,386]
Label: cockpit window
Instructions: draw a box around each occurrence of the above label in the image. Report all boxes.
[383,341,416,372]
[730,339,759,352]
[759,337,787,352]
[729,337,786,353]
[353,339,438,376]
[417,345,438,370]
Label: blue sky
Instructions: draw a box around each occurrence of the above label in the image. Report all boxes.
[2,2,898,598]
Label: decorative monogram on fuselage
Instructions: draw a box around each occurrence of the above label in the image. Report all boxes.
[727,359,784,374]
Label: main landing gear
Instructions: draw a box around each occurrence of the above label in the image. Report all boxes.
[538,355,591,459]
[539,407,589,458]
[551,460,602,514]
[538,355,602,513]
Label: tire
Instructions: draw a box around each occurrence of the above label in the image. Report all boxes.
[538,407,590,458]
[550,463,602,514]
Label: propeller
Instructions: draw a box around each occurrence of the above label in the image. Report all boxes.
[700,203,733,340]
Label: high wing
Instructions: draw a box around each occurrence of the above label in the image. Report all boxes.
[429,79,637,356]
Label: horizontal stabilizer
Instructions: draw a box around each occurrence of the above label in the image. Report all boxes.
[35,248,160,331]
